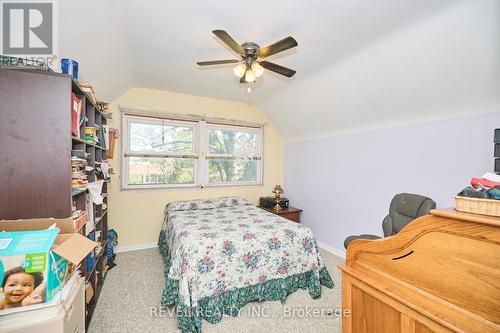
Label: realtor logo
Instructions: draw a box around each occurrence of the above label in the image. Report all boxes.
[1,1,54,55]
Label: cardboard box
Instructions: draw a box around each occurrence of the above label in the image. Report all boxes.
[0,217,96,313]
[73,211,88,232]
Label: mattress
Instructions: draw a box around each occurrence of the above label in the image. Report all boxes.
[158,197,334,333]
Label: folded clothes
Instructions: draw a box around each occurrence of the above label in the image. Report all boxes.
[482,172,500,183]
[471,177,500,189]
[488,186,500,200]
[458,185,500,200]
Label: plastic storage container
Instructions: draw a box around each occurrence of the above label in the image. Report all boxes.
[61,58,78,80]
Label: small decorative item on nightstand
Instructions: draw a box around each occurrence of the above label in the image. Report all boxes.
[272,184,284,211]
[259,185,302,222]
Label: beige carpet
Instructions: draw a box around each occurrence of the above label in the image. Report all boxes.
[88,247,344,333]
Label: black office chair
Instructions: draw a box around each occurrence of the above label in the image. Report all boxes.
[344,193,436,249]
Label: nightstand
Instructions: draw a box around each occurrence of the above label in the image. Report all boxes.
[260,206,303,223]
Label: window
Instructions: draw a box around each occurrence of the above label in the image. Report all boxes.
[207,125,261,185]
[122,114,263,189]
[123,116,198,188]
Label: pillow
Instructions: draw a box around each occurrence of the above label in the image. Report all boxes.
[166,196,252,212]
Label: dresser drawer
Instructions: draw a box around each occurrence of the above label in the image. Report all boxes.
[280,212,301,223]
[64,279,85,333]
[259,206,302,223]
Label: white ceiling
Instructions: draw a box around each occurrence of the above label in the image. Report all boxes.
[58,0,499,140]
[59,0,459,102]
[260,0,500,140]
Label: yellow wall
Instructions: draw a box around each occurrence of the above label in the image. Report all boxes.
[107,88,284,247]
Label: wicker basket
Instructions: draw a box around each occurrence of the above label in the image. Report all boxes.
[454,196,500,217]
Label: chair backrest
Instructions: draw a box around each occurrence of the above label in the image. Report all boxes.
[383,193,436,236]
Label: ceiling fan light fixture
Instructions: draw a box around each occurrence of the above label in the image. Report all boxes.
[198,30,298,88]
[251,62,264,77]
[233,63,246,78]
[244,68,256,83]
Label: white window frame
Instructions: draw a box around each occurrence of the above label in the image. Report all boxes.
[121,115,264,189]
[121,115,199,189]
[204,123,263,187]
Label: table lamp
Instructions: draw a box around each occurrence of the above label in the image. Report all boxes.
[272,185,284,211]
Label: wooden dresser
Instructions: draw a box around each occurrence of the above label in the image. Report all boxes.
[339,209,500,333]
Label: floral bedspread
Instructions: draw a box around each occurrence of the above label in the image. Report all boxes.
[158,197,334,333]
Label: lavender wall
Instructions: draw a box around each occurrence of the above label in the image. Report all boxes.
[284,112,500,252]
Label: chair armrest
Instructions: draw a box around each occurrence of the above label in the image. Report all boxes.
[382,215,393,237]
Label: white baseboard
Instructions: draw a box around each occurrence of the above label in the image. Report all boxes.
[317,241,346,259]
[115,242,158,253]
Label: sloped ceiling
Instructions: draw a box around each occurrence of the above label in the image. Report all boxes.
[260,0,500,140]
[58,0,499,140]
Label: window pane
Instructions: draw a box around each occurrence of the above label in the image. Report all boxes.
[208,128,258,157]
[128,157,195,185]
[208,160,258,183]
[129,121,194,153]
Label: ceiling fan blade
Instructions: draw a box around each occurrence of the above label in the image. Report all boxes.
[260,61,296,77]
[197,59,240,66]
[212,30,244,55]
[258,37,298,58]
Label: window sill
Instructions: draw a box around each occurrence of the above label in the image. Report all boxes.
[120,182,264,190]
[204,182,264,188]
[121,183,198,190]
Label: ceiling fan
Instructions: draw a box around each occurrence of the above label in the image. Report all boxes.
[197,30,298,85]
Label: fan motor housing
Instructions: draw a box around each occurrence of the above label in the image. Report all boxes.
[241,42,260,56]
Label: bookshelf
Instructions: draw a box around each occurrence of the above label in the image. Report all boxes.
[72,78,110,327]
[0,67,111,329]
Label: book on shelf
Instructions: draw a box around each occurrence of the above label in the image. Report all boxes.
[72,155,87,192]
[70,210,88,231]
[79,112,85,130]
[78,82,97,104]
[71,93,82,136]
[72,150,86,159]
[97,125,107,149]
[84,126,98,144]
[103,125,109,149]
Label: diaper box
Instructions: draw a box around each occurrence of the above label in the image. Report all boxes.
[0,217,96,313]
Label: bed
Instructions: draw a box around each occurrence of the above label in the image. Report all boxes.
[158,197,334,333]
